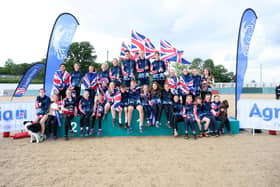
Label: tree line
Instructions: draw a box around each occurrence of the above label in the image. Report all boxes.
[0,41,234,83]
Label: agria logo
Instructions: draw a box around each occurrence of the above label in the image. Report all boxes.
[0,107,27,121]
[249,103,280,121]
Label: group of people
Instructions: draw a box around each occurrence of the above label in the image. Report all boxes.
[33,50,232,141]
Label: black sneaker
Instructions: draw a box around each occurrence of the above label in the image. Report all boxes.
[118,122,122,128]
[65,136,69,141]
[124,122,128,129]
[193,134,197,140]
[184,134,189,139]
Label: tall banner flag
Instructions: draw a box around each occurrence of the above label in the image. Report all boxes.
[11,63,45,99]
[44,13,79,97]
[235,8,257,117]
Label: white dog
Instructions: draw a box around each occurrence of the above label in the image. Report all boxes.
[23,121,43,143]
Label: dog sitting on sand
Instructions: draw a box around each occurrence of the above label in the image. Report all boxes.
[23,121,44,143]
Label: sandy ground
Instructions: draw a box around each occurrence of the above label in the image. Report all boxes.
[1,94,280,186]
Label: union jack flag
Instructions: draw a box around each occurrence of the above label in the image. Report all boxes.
[120,41,136,60]
[160,40,191,64]
[105,88,122,111]
[14,88,26,97]
[131,30,146,58]
[144,38,157,59]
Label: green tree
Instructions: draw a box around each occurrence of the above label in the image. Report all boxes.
[212,64,234,82]
[203,59,215,72]
[189,58,203,70]
[65,41,98,74]
[171,62,189,76]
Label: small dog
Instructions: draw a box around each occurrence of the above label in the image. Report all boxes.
[23,121,42,143]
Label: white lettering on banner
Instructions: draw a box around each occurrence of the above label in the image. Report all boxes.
[238,100,280,130]
[0,102,36,132]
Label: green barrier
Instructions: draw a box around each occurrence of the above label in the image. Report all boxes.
[47,111,239,138]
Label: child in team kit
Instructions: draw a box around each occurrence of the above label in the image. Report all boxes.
[120,85,129,128]
[203,94,218,136]
[91,94,105,136]
[182,95,197,140]
[78,90,93,136]
[194,96,210,137]
[103,82,122,128]
[161,84,173,128]
[151,82,162,127]
[127,80,144,133]
[140,85,153,126]
[62,89,76,140]
[172,95,183,137]
[47,94,61,140]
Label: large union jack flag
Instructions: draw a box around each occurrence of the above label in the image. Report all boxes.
[160,40,191,64]
[144,38,157,59]
[120,41,137,60]
[131,30,146,58]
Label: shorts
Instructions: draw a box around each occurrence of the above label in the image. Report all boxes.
[128,100,141,108]
[120,102,128,108]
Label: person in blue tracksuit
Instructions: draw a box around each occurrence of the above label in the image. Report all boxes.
[121,50,136,87]
[70,63,83,99]
[150,51,166,87]
[120,84,129,128]
[203,94,218,137]
[182,95,197,140]
[191,68,202,98]
[98,64,110,85]
[83,65,98,104]
[127,80,144,133]
[91,94,105,136]
[151,82,162,127]
[172,95,183,137]
[78,90,93,136]
[136,50,150,86]
[109,58,122,87]
[193,96,210,138]
[34,88,51,140]
[161,83,173,128]
[140,85,153,127]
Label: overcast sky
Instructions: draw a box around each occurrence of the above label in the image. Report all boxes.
[0,0,279,83]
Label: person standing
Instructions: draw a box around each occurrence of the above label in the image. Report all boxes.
[98,64,110,85]
[52,63,70,99]
[70,63,83,103]
[192,68,202,98]
[150,51,166,87]
[179,68,194,103]
[165,69,179,95]
[121,50,136,88]
[109,58,122,87]
[136,50,150,86]
[201,68,214,100]
[83,65,98,103]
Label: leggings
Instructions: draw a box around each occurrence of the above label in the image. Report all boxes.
[47,115,57,136]
[184,118,195,133]
[173,115,183,130]
[80,113,91,130]
[64,115,74,137]
[162,104,173,122]
[152,103,162,122]
[143,105,152,120]
[208,115,218,132]
[216,116,231,131]
[91,115,103,129]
